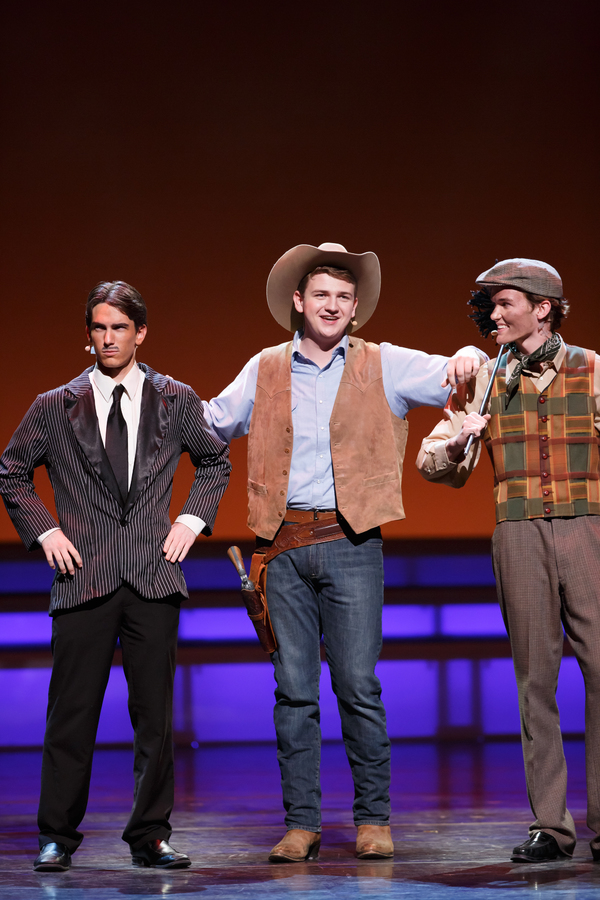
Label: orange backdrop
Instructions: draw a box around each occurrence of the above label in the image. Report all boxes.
[1,0,599,543]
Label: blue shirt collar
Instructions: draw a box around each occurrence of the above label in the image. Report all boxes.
[292,331,349,363]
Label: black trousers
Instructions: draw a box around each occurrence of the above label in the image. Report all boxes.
[37,584,181,852]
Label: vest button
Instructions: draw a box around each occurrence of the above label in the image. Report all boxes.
[282,470,287,475]
[280,490,284,496]
[541,436,548,442]
[284,448,290,454]
[539,396,546,403]
[542,453,548,459]
[286,427,291,433]
[278,511,283,517]
[542,471,549,478]
[545,507,552,514]
[541,416,548,422]
[544,490,550,496]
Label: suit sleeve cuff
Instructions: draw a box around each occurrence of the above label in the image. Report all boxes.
[175,514,206,537]
[38,527,61,545]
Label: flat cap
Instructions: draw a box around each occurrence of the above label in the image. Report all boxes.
[475,258,563,299]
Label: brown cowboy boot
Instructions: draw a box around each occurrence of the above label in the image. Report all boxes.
[356,824,394,859]
[269,829,321,863]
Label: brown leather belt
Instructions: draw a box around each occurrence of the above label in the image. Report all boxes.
[283,508,337,524]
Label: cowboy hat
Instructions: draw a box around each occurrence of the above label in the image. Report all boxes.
[266,242,381,333]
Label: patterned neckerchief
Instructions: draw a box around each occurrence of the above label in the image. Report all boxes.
[505,332,562,402]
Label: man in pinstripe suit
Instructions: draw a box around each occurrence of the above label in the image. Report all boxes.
[0,281,231,871]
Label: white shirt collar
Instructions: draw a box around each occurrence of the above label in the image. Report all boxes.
[90,362,144,402]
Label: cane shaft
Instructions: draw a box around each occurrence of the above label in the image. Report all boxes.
[464,349,507,456]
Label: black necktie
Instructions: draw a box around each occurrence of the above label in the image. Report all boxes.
[105,384,128,504]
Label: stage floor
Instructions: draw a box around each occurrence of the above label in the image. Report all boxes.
[1,741,599,899]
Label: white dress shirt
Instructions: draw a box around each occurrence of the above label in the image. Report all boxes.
[38,363,204,544]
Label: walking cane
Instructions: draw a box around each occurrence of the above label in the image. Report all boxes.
[463,339,508,456]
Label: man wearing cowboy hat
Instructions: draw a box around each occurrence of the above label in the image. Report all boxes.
[417,258,600,863]
[206,242,483,862]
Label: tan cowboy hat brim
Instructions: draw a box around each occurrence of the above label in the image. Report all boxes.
[266,243,381,333]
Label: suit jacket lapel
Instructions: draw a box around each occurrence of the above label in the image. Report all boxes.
[64,369,124,507]
[122,370,174,517]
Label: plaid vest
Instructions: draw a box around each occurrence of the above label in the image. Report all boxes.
[484,345,600,522]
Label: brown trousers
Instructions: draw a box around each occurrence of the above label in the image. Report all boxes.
[492,516,600,856]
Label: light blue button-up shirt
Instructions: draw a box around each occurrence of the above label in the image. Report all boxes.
[204,333,459,510]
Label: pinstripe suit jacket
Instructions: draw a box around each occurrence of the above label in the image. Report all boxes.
[0,364,231,611]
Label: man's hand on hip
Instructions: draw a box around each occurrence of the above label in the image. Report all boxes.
[163,522,196,563]
[41,530,83,575]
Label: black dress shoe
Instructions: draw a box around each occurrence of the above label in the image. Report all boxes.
[511,831,563,863]
[131,839,191,868]
[33,842,71,871]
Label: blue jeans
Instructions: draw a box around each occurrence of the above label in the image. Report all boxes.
[266,534,390,831]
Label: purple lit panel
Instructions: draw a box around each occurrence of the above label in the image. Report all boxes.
[382,605,436,637]
[378,660,438,737]
[0,561,53,594]
[481,659,520,734]
[441,604,505,636]
[414,555,495,587]
[178,608,256,641]
[0,666,134,746]
[556,658,585,733]
[0,612,51,645]
[447,660,473,727]
[0,668,50,745]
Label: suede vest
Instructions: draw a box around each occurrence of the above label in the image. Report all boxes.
[247,338,408,539]
[484,345,600,522]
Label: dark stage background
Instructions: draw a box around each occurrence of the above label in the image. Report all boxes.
[1,0,599,542]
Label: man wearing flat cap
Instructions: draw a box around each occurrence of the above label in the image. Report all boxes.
[206,242,483,862]
[418,258,600,863]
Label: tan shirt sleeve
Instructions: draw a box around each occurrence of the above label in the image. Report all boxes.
[415,362,493,488]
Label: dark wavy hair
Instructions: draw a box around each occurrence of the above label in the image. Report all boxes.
[85,281,147,331]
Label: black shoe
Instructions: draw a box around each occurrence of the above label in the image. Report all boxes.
[511,832,563,863]
[33,842,71,871]
[131,839,191,869]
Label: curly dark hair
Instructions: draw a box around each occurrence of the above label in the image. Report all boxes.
[468,287,569,337]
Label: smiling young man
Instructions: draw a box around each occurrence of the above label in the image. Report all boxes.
[417,258,600,863]
[0,281,230,871]
[204,242,484,863]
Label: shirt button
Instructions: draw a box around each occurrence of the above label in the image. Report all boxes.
[317,480,321,484]
[319,400,323,404]
[542,453,548,459]
[319,454,323,458]
[541,416,548,422]
[321,427,325,430]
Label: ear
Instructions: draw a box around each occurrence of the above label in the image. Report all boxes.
[292,290,304,314]
[536,299,552,321]
[135,324,148,347]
